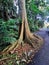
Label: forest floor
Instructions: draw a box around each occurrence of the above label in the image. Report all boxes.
[0,29,44,65]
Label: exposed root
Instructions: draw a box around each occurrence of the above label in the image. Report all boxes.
[1,33,43,64]
[1,0,44,64]
[1,16,43,65]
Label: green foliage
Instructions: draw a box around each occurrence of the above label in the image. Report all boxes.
[38,20,44,28]
[0,0,17,19]
[46,7,49,11]
[30,4,41,14]
[0,0,44,51]
[26,0,43,32]
[0,0,13,7]
[0,19,19,51]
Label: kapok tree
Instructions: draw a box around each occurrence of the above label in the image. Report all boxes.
[2,0,43,63]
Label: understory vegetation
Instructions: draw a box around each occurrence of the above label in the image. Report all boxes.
[0,19,19,51]
[0,18,43,51]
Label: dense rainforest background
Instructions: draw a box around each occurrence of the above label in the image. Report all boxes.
[0,0,49,65]
[0,0,44,51]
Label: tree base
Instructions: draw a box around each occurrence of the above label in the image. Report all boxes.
[1,33,43,64]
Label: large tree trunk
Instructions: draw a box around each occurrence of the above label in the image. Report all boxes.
[1,0,43,63]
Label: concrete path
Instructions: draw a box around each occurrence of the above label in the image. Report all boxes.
[28,29,49,65]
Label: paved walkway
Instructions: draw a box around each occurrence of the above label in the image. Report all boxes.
[28,29,49,65]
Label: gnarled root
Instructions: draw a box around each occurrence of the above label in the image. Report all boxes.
[1,40,23,54]
[1,19,43,64]
[25,33,43,51]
